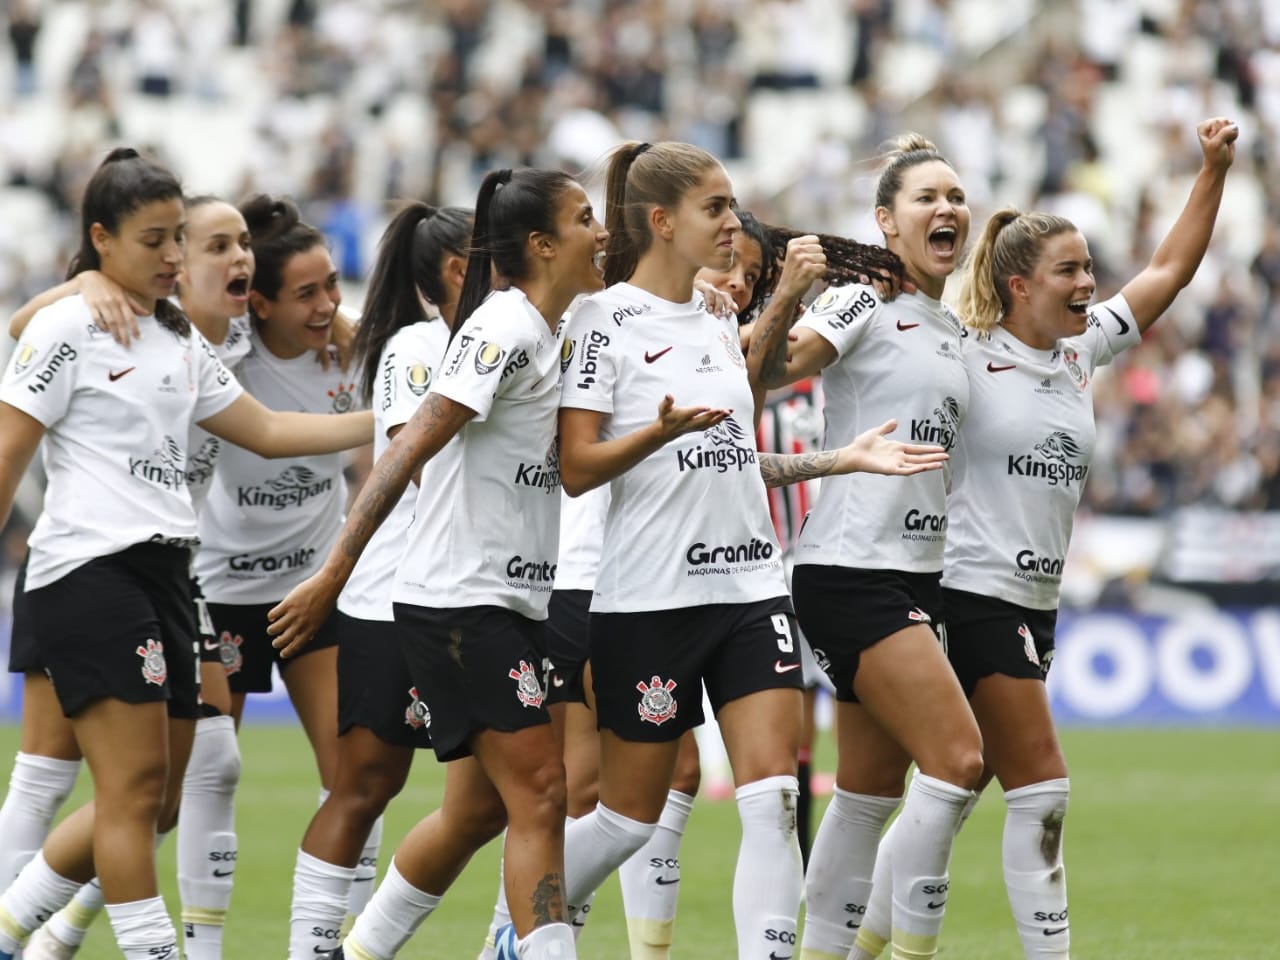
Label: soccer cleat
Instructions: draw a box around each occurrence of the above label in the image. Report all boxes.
[493,923,519,960]
[25,925,79,960]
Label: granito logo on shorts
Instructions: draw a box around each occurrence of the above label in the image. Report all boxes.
[404,686,431,729]
[1014,549,1064,584]
[137,638,167,686]
[237,466,333,509]
[130,435,187,491]
[23,342,77,393]
[636,675,678,725]
[902,508,946,542]
[228,547,316,576]
[684,538,776,576]
[509,660,545,708]
[505,555,557,591]
[676,417,757,473]
[1007,432,1088,488]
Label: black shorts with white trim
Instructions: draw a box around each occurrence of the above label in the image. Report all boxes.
[7,555,40,674]
[941,587,1058,697]
[205,600,340,693]
[393,603,551,762]
[24,542,200,719]
[334,610,432,750]
[792,564,945,703]
[545,589,591,706]
[589,595,801,743]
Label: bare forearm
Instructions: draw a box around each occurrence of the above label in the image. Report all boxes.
[1150,163,1229,284]
[748,293,802,389]
[758,450,838,488]
[562,420,667,495]
[9,281,79,339]
[255,409,373,457]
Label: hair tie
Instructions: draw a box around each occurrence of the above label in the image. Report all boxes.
[632,142,652,159]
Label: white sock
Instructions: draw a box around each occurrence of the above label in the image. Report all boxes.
[0,851,84,951]
[349,816,383,919]
[0,753,80,891]
[517,921,576,959]
[344,858,440,959]
[479,841,511,960]
[799,789,899,959]
[563,805,656,920]
[44,878,105,947]
[179,714,240,960]
[1003,779,1070,958]
[734,776,803,960]
[619,790,693,959]
[888,773,972,960]
[105,896,177,960]
[289,849,357,959]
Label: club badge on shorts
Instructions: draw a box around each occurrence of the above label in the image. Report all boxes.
[137,638,167,686]
[219,631,244,675]
[1019,623,1040,667]
[636,675,678,726]
[509,659,545,708]
[404,686,431,730]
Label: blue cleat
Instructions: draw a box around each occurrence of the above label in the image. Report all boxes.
[493,922,519,960]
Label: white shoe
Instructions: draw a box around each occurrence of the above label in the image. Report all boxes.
[23,927,78,960]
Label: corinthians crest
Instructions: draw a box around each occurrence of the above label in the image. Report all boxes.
[137,638,167,686]
[636,675,678,725]
[508,659,545,708]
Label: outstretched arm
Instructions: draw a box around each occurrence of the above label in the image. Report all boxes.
[1121,117,1238,332]
[266,392,474,656]
[199,393,374,457]
[758,419,947,488]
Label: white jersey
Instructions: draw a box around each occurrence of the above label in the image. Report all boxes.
[793,286,969,573]
[186,313,253,513]
[195,333,358,603]
[943,294,1140,609]
[560,283,788,613]
[391,288,565,620]
[554,484,608,592]
[1,295,241,589]
[338,319,450,621]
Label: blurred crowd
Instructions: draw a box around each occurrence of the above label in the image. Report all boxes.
[2,0,1280,541]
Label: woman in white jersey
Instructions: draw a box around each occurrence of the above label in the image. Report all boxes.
[752,135,984,960]
[287,202,472,960]
[849,116,1240,960]
[269,167,610,960]
[554,140,946,960]
[0,149,371,960]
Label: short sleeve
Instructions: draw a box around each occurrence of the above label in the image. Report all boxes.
[1080,293,1141,371]
[433,318,532,422]
[379,335,438,432]
[191,335,244,421]
[558,299,618,415]
[0,305,85,427]
[796,284,881,359]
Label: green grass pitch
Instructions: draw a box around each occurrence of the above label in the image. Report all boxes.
[1,725,1275,958]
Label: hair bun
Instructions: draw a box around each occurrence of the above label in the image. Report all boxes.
[103,146,142,164]
[887,132,937,158]
[239,193,301,240]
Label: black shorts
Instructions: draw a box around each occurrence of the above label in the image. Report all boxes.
[545,590,591,706]
[190,578,221,667]
[206,600,340,694]
[8,556,40,674]
[393,603,551,763]
[942,587,1058,696]
[23,543,200,719]
[590,596,801,743]
[334,610,432,750]
[792,565,945,703]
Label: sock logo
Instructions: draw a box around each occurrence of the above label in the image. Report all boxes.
[844,901,867,928]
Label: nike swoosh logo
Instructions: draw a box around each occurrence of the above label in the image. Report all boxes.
[845,920,861,929]
[212,868,234,878]
[768,953,792,960]
[1102,305,1130,336]
[313,947,332,955]
[896,319,920,330]
[645,346,673,363]
[927,899,947,909]
[986,362,1016,373]
[1044,926,1068,936]
[108,367,136,381]
[203,638,221,651]
[774,660,801,674]
[552,676,565,687]
[655,876,679,885]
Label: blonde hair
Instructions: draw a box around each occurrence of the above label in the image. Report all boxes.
[602,141,722,286]
[957,207,1078,331]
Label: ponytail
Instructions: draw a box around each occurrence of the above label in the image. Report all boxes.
[454,169,513,336]
[957,207,1077,332]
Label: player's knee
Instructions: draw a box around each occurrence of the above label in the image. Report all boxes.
[946,747,986,791]
[185,716,241,796]
[333,768,406,827]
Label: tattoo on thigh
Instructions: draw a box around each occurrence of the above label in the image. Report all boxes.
[531,872,565,926]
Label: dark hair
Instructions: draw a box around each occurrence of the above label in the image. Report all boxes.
[957,206,1077,331]
[765,224,905,294]
[69,147,188,334]
[732,211,777,323]
[354,202,473,405]
[603,140,721,286]
[874,133,954,212]
[454,168,576,333]
[238,193,327,304]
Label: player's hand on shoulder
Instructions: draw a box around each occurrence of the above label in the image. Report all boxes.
[81,270,147,346]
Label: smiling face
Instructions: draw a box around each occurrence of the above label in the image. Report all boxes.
[178,201,254,325]
[876,159,970,296]
[546,181,609,296]
[1012,229,1095,346]
[92,197,186,311]
[250,244,341,358]
[664,164,740,272]
[694,232,764,315]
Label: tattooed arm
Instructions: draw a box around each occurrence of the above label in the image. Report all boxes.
[266,392,475,657]
[745,235,828,415]
[758,419,948,489]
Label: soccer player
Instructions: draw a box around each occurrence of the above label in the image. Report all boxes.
[267,167,611,960]
[0,149,369,960]
[851,116,1238,960]
[752,134,985,960]
[287,202,472,959]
